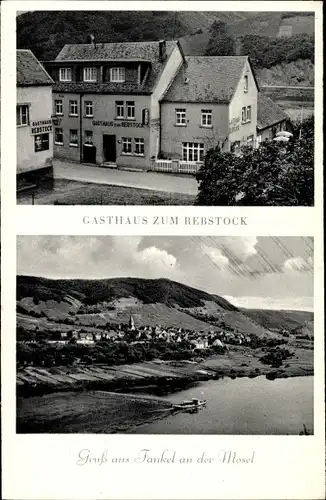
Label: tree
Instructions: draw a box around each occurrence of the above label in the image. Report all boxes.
[205,21,235,57]
[195,120,314,206]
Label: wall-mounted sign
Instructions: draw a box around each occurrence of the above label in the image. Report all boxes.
[229,116,241,134]
[142,108,149,126]
[92,120,145,128]
[31,119,52,135]
[34,133,50,152]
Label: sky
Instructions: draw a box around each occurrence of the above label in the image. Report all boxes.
[17,236,314,312]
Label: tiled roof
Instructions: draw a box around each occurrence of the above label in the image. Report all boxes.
[161,56,248,103]
[17,49,53,86]
[257,93,288,130]
[54,41,177,93]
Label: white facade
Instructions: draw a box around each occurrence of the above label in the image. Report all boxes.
[17,85,53,174]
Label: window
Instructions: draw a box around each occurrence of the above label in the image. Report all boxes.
[122,137,132,154]
[69,100,78,116]
[134,138,144,155]
[201,109,212,127]
[55,99,63,115]
[244,75,248,93]
[127,101,135,120]
[16,105,29,126]
[247,135,254,146]
[116,101,124,119]
[59,68,72,82]
[110,67,125,82]
[54,128,63,145]
[246,106,251,122]
[84,101,93,117]
[256,134,262,147]
[84,130,93,145]
[34,133,49,152]
[182,142,204,162]
[241,105,251,123]
[69,129,78,147]
[83,67,97,82]
[175,108,186,126]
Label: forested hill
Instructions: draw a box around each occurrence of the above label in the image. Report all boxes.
[17,10,314,63]
[16,10,236,60]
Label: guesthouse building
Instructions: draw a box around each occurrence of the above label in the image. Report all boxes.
[17,50,54,190]
[44,40,185,169]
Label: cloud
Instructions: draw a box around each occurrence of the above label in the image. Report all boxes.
[220,237,258,261]
[201,245,229,270]
[283,256,313,273]
[135,246,177,270]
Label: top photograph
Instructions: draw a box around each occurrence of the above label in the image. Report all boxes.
[16,10,315,206]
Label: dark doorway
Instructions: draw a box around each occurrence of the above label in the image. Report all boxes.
[103,134,116,162]
[83,145,97,164]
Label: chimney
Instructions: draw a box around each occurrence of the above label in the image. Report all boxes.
[159,40,166,62]
[87,33,96,46]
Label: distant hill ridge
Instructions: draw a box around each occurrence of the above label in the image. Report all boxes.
[17,275,312,338]
[17,275,239,310]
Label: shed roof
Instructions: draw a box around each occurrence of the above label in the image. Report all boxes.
[162,55,251,104]
[257,93,289,130]
[17,49,53,86]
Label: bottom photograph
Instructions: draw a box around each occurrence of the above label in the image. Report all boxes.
[16,236,314,435]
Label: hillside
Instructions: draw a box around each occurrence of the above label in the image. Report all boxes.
[16,275,309,339]
[242,308,314,334]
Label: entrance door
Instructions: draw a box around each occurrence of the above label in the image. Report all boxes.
[103,134,116,162]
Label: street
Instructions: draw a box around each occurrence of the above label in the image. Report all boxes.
[53,159,198,196]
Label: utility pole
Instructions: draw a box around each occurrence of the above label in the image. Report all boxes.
[173,11,177,40]
[299,106,304,140]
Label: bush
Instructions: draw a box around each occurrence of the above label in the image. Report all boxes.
[196,120,314,207]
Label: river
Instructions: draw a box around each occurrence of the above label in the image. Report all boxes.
[130,376,314,435]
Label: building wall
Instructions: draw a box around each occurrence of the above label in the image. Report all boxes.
[228,60,258,149]
[17,85,53,173]
[150,45,184,158]
[160,101,229,159]
[257,120,287,143]
[53,92,152,167]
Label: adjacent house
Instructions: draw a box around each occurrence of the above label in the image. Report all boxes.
[160,55,259,159]
[256,93,291,144]
[17,49,54,190]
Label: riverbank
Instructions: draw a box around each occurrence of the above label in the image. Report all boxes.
[17,344,313,398]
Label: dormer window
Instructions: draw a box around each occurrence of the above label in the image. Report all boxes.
[244,75,248,93]
[59,68,72,82]
[83,67,97,82]
[110,67,125,83]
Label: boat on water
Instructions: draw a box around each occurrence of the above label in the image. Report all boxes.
[172,398,207,411]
